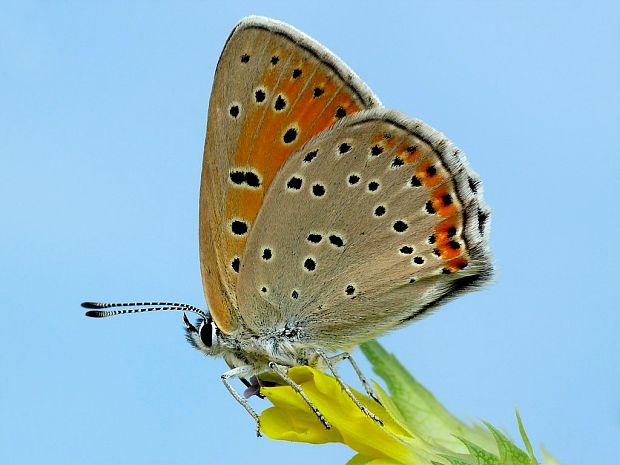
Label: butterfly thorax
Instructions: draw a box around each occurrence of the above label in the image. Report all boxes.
[187,315,318,372]
[228,335,316,372]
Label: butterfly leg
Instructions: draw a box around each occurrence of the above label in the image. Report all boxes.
[221,365,262,437]
[327,351,381,404]
[316,350,384,426]
[268,361,331,430]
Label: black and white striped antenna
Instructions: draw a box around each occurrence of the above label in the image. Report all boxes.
[82,301,209,320]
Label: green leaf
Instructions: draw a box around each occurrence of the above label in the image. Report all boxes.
[457,437,500,465]
[515,410,540,465]
[440,454,475,465]
[483,422,531,465]
[360,341,496,453]
[346,454,402,465]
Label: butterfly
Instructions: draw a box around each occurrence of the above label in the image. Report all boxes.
[83,16,492,435]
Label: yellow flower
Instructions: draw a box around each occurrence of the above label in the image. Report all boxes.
[260,365,427,464]
[259,341,558,465]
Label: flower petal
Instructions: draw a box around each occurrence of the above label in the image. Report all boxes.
[260,366,416,464]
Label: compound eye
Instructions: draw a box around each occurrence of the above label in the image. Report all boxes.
[199,319,213,347]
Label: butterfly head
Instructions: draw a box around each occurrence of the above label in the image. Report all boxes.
[182,312,223,356]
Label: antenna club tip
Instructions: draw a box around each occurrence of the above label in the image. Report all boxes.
[85,310,107,318]
[81,302,102,309]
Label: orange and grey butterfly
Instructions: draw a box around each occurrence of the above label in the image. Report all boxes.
[84,16,491,435]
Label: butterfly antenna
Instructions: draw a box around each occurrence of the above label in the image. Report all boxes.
[82,301,209,319]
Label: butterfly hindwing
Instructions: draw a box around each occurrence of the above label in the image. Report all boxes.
[237,109,492,350]
[200,17,379,333]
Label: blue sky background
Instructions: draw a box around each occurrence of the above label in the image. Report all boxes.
[1,2,618,464]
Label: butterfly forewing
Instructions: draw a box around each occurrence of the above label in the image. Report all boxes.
[200,17,379,333]
[237,109,491,350]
